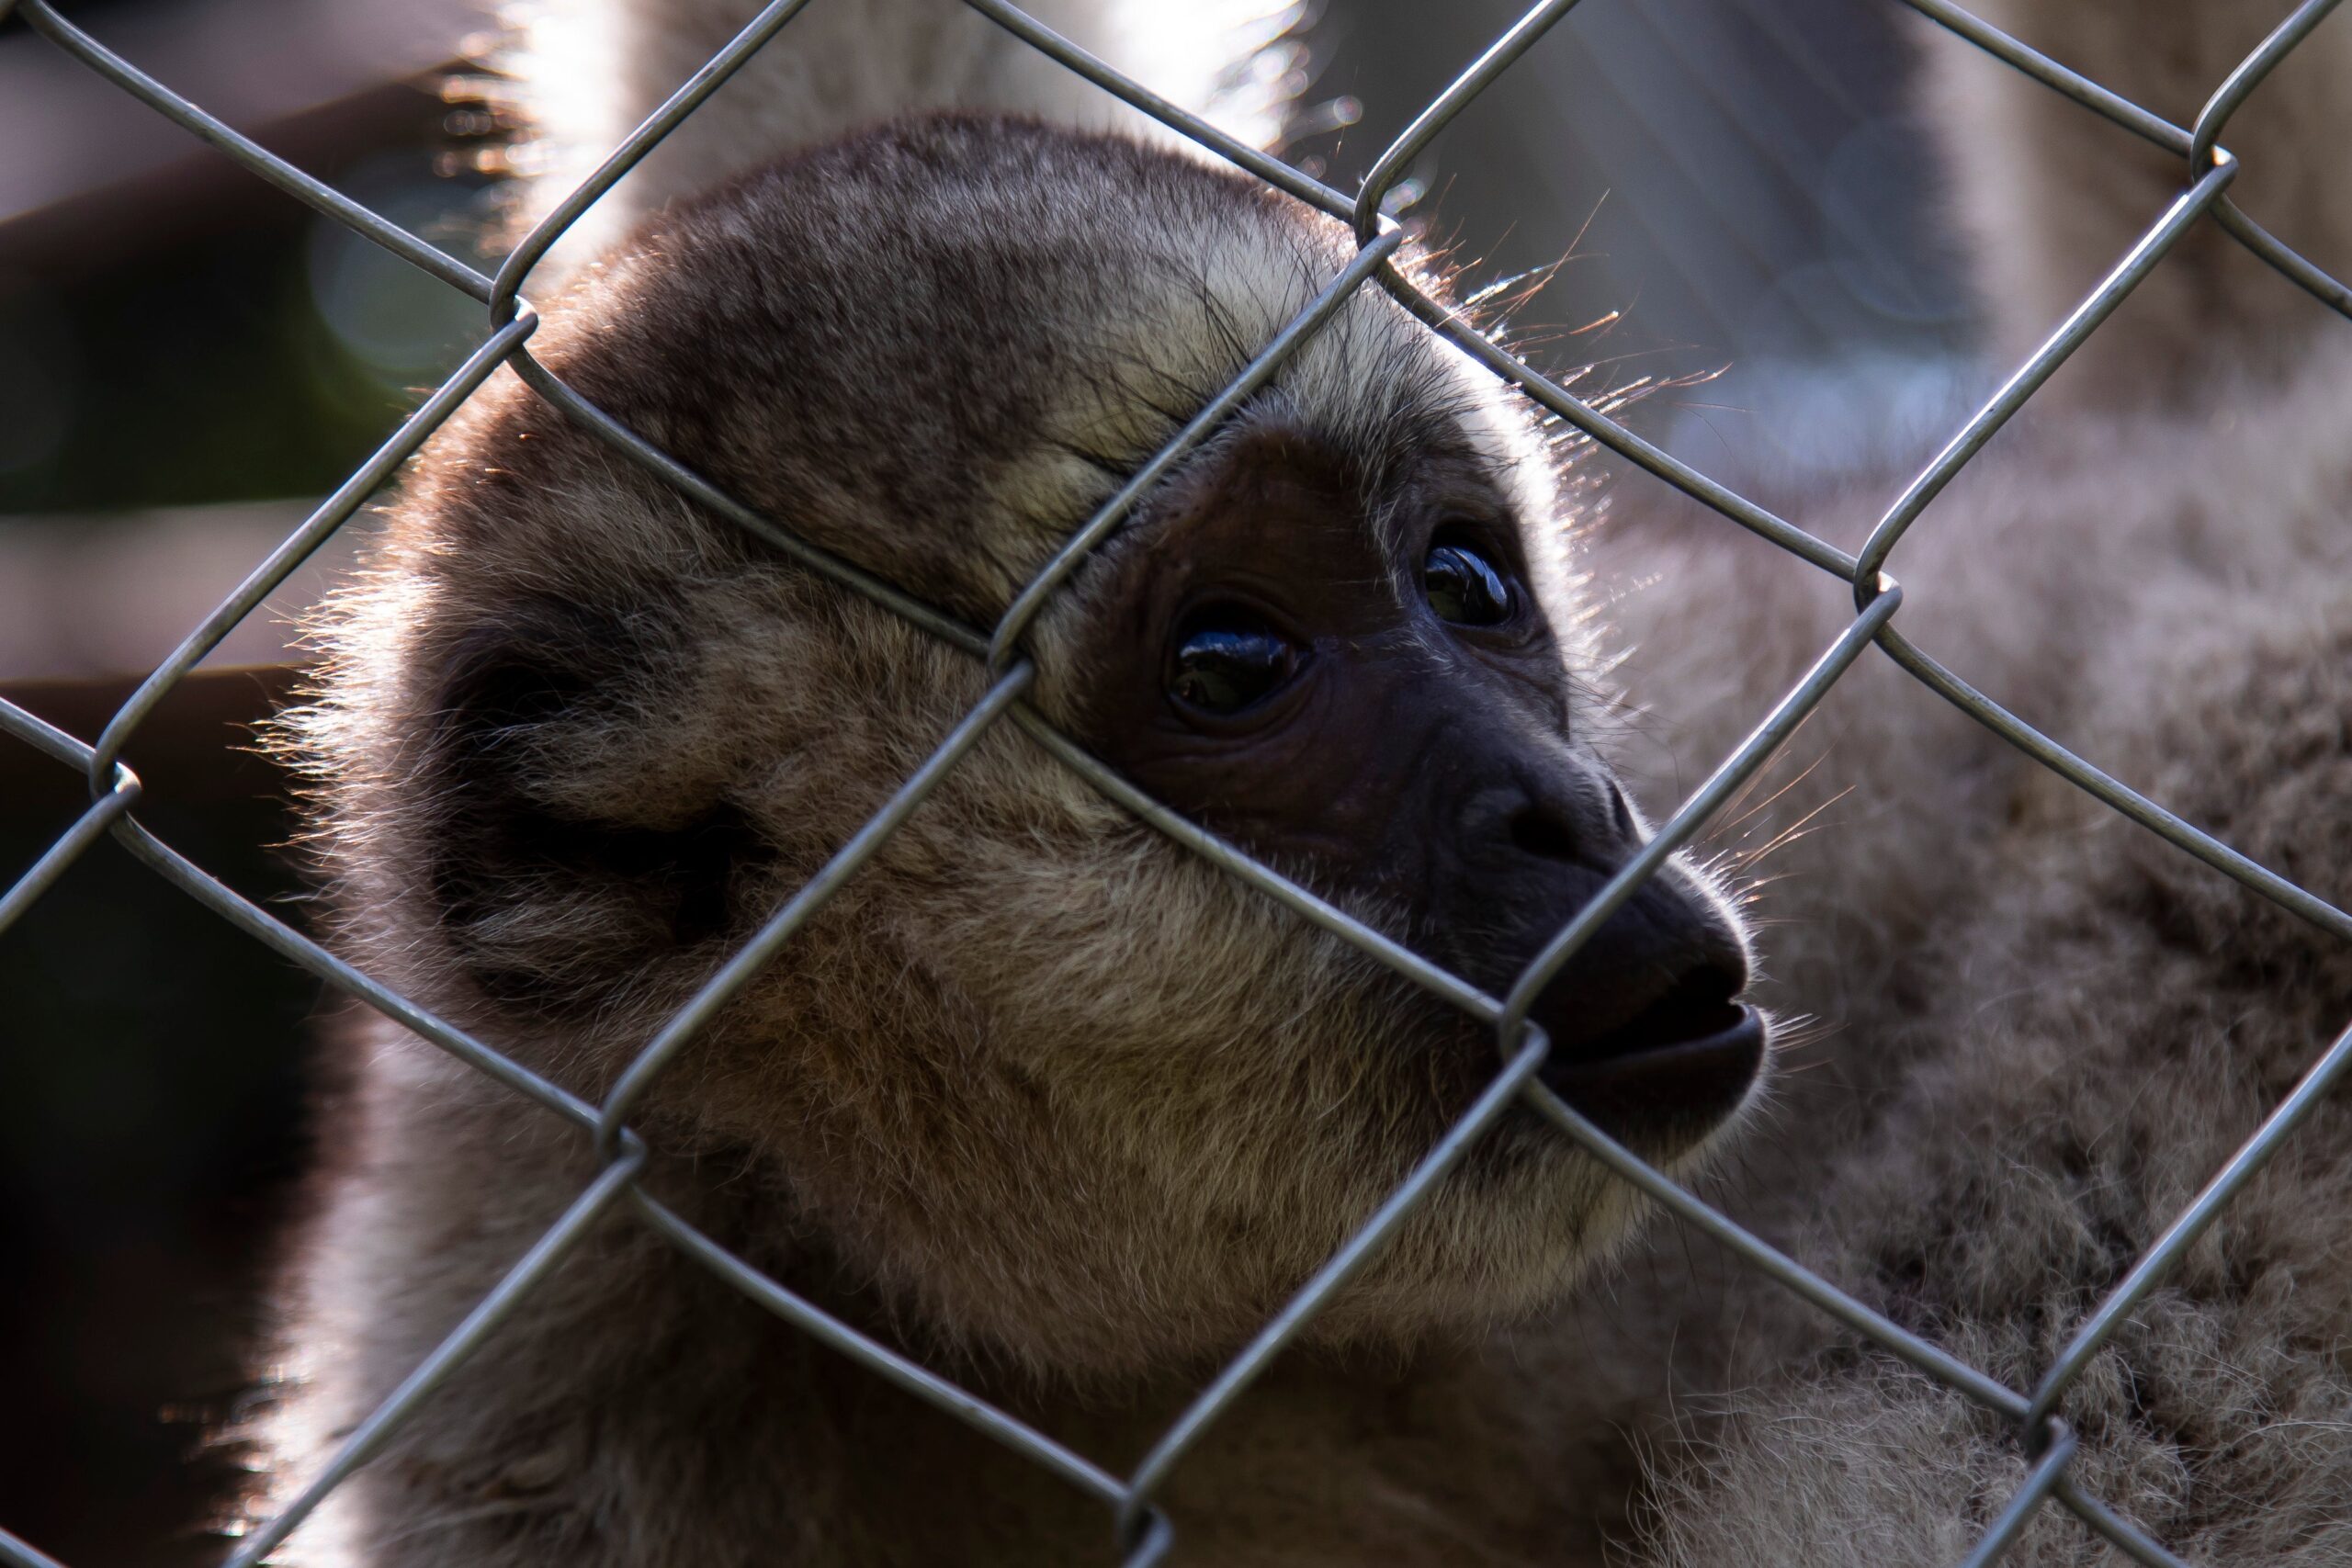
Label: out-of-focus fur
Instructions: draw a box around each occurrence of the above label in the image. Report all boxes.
[1921,0,2352,407]
[1621,3,2352,1561]
[504,0,1290,257]
[254,0,2352,1563]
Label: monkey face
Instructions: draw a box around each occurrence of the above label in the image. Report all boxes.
[1070,430,1762,1145]
[300,116,1771,1379]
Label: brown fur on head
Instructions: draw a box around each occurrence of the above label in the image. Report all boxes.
[282,115,1756,1382]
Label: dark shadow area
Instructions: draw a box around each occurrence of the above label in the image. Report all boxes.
[0,671,316,1568]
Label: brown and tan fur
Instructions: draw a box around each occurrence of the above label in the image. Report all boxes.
[1624,4,2352,1561]
[254,1,2352,1563]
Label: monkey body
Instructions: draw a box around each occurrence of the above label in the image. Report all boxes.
[252,1,2352,1562]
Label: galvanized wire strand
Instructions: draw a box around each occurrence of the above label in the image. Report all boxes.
[87,316,539,794]
[1007,708,1507,1021]
[594,665,1035,1150]
[1901,0,2352,329]
[956,0,1663,701]
[0,695,97,773]
[1378,276,1861,578]
[1514,1086,2031,1419]
[0,698,590,1127]
[2189,0,2344,172]
[225,1150,647,1568]
[1954,1423,2078,1568]
[489,0,819,326]
[2189,0,2352,322]
[1523,1078,2030,1418]
[458,0,997,657]
[1504,586,1904,1035]
[0,1527,70,1568]
[474,17,1024,634]
[986,231,1405,675]
[11,0,496,301]
[1876,626,2352,943]
[0,699,140,933]
[1114,1510,1179,1568]
[109,817,604,1130]
[2052,1475,2199,1568]
[1894,0,2192,157]
[0,770,139,936]
[0,696,585,1131]
[1115,1032,1555,1540]
[1844,135,2352,955]
[2213,197,2352,320]
[961,0,1355,222]
[508,353,991,657]
[2024,1015,2352,1430]
[1352,0,1588,242]
[1853,158,2237,596]
[633,1191,1134,1506]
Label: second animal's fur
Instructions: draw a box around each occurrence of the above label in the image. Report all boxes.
[252,0,2352,1563]
[1625,5,2352,1560]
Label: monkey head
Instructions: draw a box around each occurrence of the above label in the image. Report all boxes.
[290,115,1763,1380]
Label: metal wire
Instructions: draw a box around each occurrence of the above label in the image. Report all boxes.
[2,0,2349,1562]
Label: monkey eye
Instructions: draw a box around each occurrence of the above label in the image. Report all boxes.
[1167,611,1302,716]
[1423,533,1516,626]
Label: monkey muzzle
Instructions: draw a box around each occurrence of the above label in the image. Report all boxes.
[1402,744,1767,1141]
[1458,841,1766,1141]
[1529,961,1765,1137]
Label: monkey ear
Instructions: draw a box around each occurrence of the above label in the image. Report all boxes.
[415,599,770,1011]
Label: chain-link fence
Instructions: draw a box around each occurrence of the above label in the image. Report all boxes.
[3,0,2349,1563]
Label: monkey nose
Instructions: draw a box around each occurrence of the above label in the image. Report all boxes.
[1452,765,1634,877]
[1529,949,1765,1137]
[1511,851,1763,1136]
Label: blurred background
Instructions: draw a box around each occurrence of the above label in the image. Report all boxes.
[0,0,1981,1561]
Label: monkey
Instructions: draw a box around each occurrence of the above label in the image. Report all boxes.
[242,0,2352,1563]
[494,0,1288,256]
[252,97,1771,1568]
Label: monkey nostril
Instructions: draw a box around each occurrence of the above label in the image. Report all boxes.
[1509,807,1580,863]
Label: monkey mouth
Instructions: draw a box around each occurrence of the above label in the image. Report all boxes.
[1531,973,1766,1134]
